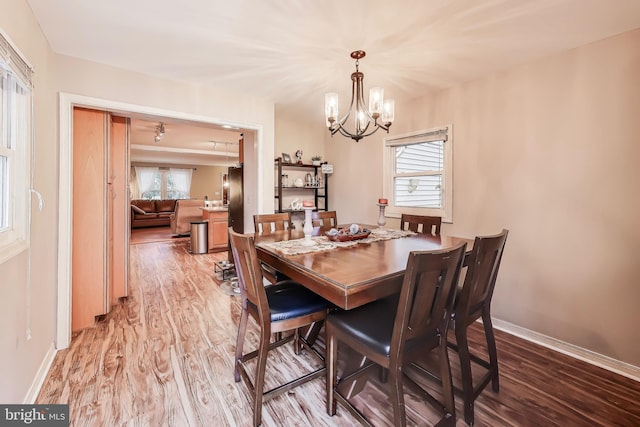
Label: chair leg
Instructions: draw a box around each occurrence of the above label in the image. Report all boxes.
[455,325,474,425]
[438,337,456,425]
[379,366,389,383]
[388,365,407,427]
[235,309,249,382]
[482,312,500,392]
[253,327,271,427]
[293,328,301,355]
[326,327,338,416]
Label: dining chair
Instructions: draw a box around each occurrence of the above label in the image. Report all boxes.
[325,242,467,427]
[410,229,509,426]
[311,210,338,228]
[229,228,332,427]
[450,229,508,425]
[400,213,442,235]
[253,212,294,234]
[253,213,293,283]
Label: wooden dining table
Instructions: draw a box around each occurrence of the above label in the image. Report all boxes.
[255,226,473,310]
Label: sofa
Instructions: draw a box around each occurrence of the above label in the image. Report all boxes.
[170,199,206,235]
[130,199,177,228]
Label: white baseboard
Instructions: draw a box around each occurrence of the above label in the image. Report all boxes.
[24,342,58,403]
[493,319,640,383]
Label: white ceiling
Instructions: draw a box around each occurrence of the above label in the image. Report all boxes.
[26,0,640,163]
[129,117,241,166]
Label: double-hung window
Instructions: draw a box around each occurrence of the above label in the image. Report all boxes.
[0,29,33,263]
[383,125,452,222]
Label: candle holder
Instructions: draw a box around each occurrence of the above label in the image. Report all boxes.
[301,206,316,246]
[377,203,388,233]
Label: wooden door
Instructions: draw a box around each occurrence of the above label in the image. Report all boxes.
[72,108,108,331]
[108,115,129,306]
[72,108,129,331]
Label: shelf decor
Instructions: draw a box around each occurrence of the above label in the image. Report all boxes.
[274,157,328,214]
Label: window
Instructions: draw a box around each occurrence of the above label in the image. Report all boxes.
[0,29,33,263]
[134,167,192,199]
[383,125,452,222]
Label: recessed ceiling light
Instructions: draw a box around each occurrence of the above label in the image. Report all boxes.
[221,124,239,130]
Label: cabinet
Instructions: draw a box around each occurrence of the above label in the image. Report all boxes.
[274,157,328,213]
[201,208,229,252]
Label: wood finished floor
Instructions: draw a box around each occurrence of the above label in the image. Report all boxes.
[36,240,640,426]
[129,225,184,245]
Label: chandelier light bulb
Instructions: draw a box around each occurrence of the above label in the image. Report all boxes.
[325,93,338,126]
[368,87,383,119]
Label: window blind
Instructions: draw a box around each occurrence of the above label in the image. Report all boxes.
[385,127,448,147]
[0,29,33,88]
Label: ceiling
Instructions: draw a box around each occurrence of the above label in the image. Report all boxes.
[26,0,640,163]
[129,117,241,166]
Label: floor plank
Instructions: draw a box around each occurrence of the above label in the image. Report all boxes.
[36,240,640,426]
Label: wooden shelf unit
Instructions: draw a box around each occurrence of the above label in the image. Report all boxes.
[274,158,328,214]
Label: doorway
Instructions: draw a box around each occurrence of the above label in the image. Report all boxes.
[57,93,263,349]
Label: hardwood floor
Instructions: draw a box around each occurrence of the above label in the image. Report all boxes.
[129,225,184,245]
[37,240,640,426]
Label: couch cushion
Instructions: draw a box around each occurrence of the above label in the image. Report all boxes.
[133,213,159,220]
[132,199,155,213]
[156,199,177,212]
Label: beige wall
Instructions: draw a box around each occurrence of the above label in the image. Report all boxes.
[327,29,640,367]
[0,0,59,403]
[190,166,227,201]
[275,109,326,165]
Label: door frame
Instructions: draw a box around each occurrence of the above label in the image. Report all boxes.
[56,92,263,349]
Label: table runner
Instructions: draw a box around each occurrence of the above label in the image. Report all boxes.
[256,228,416,256]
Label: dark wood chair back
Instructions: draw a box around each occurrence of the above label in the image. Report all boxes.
[253,213,292,234]
[312,211,338,228]
[394,243,466,355]
[228,227,269,321]
[400,213,442,235]
[455,229,509,321]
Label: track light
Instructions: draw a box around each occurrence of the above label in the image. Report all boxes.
[154,122,165,143]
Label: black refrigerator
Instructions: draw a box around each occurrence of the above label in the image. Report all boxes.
[227,165,244,259]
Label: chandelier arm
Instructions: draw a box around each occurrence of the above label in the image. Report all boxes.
[335,121,390,142]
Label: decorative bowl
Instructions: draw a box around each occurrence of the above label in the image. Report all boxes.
[325,225,371,242]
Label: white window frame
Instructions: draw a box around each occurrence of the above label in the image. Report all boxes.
[382,124,453,223]
[0,28,33,265]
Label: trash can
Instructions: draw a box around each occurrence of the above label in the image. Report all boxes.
[190,220,208,254]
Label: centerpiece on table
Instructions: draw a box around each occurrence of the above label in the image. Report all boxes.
[325,223,371,242]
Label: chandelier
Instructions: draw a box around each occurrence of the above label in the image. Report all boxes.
[325,50,395,142]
